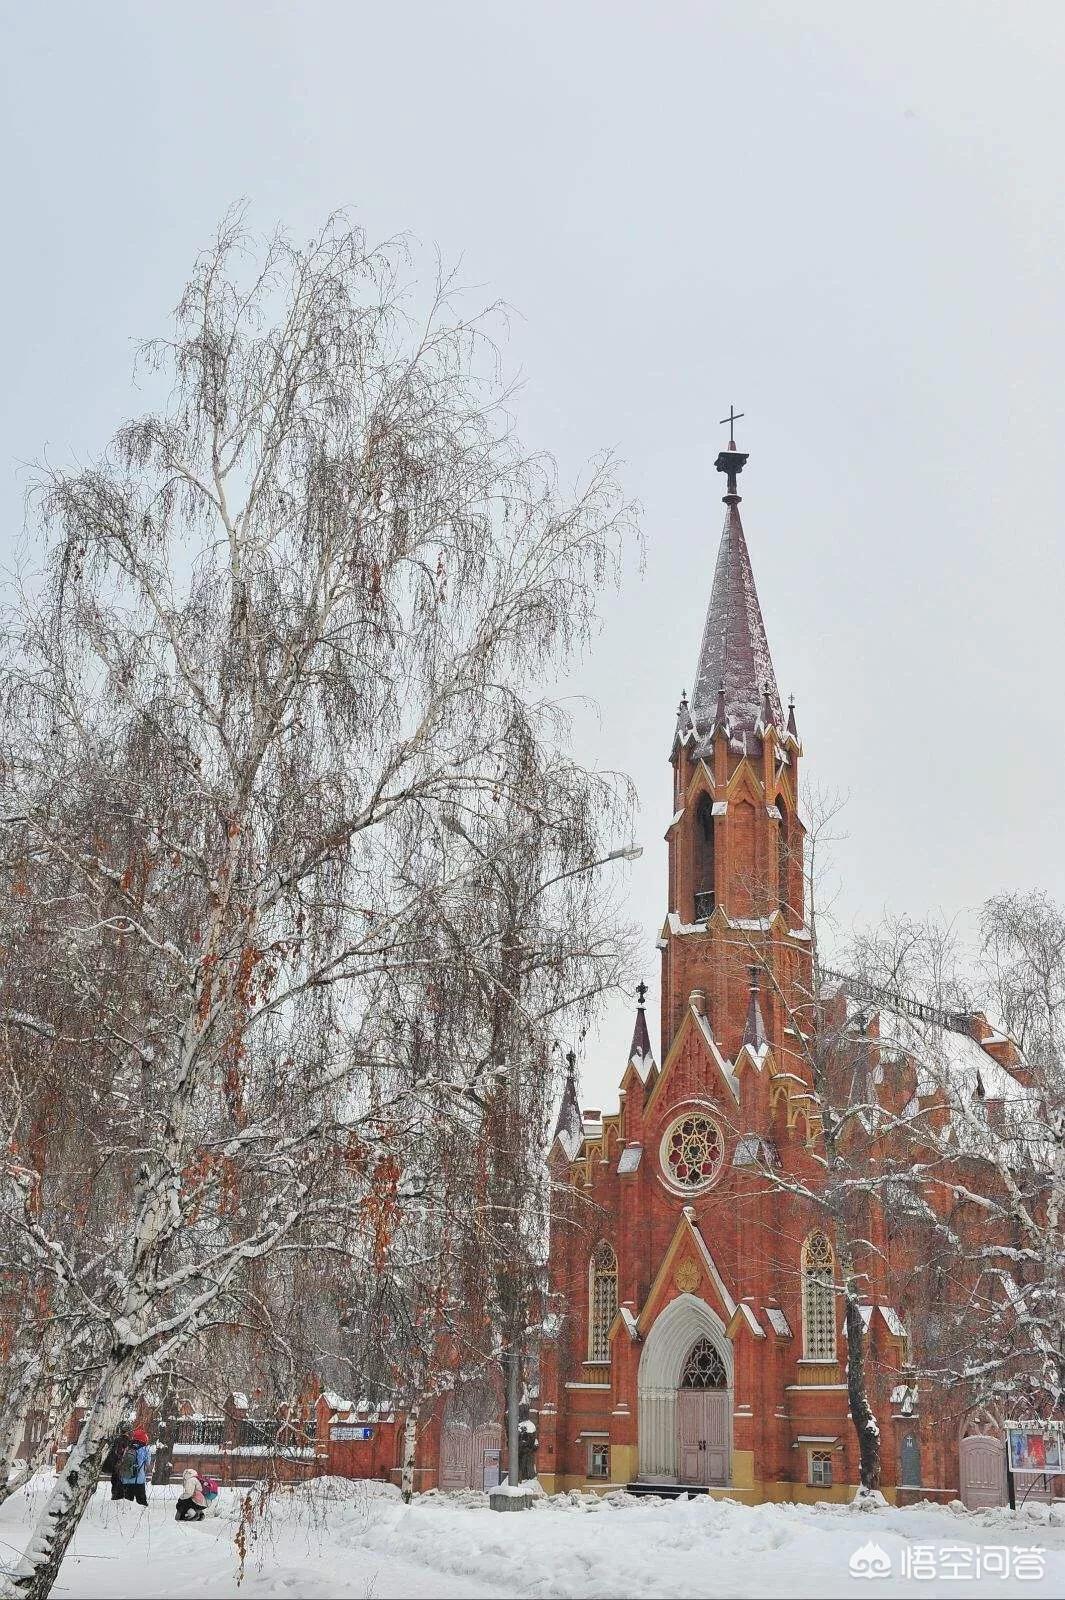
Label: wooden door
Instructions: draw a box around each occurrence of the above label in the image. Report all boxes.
[959,1435,1007,1510]
[440,1423,471,1490]
[677,1390,707,1484]
[677,1391,729,1486]
[473,1425,502,1490]
[703,1391,729,1484]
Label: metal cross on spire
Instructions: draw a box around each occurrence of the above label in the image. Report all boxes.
[719,404,744,446]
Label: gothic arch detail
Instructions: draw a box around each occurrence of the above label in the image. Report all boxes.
[802,1231,836,1359]
[637,1293,733,1479]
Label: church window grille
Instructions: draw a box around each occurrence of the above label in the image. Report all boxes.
[661,1113,724,1192]
[587,1441,609,1478]
[680,1337,728,1389]
[802,1232,836,1360]
[809,1449,833,1488]
[588,1242,618,1363]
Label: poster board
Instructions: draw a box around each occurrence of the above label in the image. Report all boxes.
[1005,1420,1063,1474]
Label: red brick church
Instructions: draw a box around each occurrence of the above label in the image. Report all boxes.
[536,433,1024,1505]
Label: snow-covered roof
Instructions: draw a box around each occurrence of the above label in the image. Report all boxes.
[765,1307,792,1338]
[890,1382,918,1415]
[617,1144,643,1174]
[879,1306,906,1339]
[737,1303,765,1339]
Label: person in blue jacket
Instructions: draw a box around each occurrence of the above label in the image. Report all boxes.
[117,1427,152,1505]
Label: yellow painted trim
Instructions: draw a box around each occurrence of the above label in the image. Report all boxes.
[550,1471,900,1506]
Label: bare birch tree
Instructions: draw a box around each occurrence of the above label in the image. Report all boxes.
[0,211,636,1599]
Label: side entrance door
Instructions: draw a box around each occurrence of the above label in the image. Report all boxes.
[439,1423,471,1490]
[676,1391,730,1485]
[959,1434,1007,1510]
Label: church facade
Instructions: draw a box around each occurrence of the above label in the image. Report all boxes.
[536,437,1021,1504]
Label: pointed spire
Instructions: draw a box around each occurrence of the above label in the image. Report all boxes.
[690,432,783,750]
[741,965,768,1052]
[786,695,798,739]
[552,1048,583,1157]
[628,980,654,1077]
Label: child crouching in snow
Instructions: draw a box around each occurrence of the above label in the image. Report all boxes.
[175,1467,207,1521]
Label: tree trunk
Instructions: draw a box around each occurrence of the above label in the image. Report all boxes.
[0,1352,41,1510]
[400,1402,420,1504]
[5,1360,141,1600]
[152,1371,178,1486]
[506,1343,521,1491]
[844,1294,882,1492]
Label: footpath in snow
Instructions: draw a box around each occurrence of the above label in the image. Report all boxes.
[2,1476,1065,1598]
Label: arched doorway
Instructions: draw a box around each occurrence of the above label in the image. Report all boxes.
[636,1293,733,1484]
[677,1337,729,1484]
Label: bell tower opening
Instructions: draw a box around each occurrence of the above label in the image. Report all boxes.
[777,795,790,920]
[695,794,715,921]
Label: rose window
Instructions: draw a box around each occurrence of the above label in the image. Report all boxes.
[661,1113,724,1191]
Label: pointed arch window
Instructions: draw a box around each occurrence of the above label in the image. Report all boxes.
[802,1231,836,1360]
[694,794,716,921]
[680,1337,727,1389]
[588,1242,618,1363]
[777,796,790,919]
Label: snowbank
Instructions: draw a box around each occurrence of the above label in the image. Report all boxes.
[2,1475,1064,1597]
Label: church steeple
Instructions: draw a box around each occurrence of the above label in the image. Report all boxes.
[661,421,806,1054]
[690,431,782,751]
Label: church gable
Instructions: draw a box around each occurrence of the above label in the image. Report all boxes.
[644,1003,739,1122]
[637,1210,738,1332]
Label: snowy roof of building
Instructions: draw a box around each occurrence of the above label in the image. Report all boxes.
[689,481,783,754]
[765,1306,793,1338]
[879,1306,907,1339]
[825,968,1033,1148]
[617,1144,643,1174]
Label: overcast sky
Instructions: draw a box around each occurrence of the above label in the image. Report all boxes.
[2,1,1063,1111]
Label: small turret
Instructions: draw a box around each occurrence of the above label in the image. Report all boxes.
[741,966,768,1053]
[552,1049,584,1158]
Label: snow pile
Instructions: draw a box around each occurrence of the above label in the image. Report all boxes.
[3,1475,1065,1598]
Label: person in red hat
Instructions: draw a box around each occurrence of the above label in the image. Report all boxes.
[116,1428,152,1506]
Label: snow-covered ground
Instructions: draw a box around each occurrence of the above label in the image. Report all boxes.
[3,1477,1065,1598]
